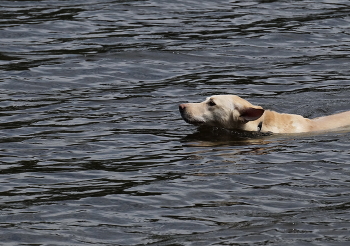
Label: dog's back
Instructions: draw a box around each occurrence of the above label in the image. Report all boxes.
[310,111,350,132]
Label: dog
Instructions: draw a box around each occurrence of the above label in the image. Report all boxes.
[179,95,350,134]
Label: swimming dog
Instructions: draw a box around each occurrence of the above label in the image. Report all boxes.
[179,95,350,134]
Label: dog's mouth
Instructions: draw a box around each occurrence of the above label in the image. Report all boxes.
[183,117,205,126]
[179,111,205,126]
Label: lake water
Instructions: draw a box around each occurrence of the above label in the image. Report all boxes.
[1,0,350,245]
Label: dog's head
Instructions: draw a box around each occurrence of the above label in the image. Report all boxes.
[179,95,264,130]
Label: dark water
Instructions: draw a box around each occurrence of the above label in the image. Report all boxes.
[1,0,350,245]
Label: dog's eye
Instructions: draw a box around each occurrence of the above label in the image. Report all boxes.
[208,100,216,106]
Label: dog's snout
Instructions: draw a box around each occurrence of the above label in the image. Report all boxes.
[179,104,187,111]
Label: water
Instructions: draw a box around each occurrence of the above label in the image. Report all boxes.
[1,0,350,245]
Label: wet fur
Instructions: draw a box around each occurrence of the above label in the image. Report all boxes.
[179,95,350,134]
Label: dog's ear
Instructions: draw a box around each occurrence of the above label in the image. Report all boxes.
[240,107,264,122]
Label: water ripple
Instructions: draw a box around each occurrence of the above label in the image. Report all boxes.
[1,0,350,245]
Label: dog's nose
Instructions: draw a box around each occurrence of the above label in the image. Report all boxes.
[179,104,186,111]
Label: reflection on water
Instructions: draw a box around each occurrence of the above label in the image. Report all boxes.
[182,125,274,142]
[1,0,350,245]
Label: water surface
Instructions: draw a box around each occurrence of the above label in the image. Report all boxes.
[1,0,350,245]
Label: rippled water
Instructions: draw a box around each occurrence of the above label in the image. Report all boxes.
[1,0,350,245]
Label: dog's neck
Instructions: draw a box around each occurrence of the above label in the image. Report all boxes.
[239,117,266,132]
[257,121,263,132]
[242,110,313,134]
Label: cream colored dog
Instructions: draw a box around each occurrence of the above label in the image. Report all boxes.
[179,95,350,134]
